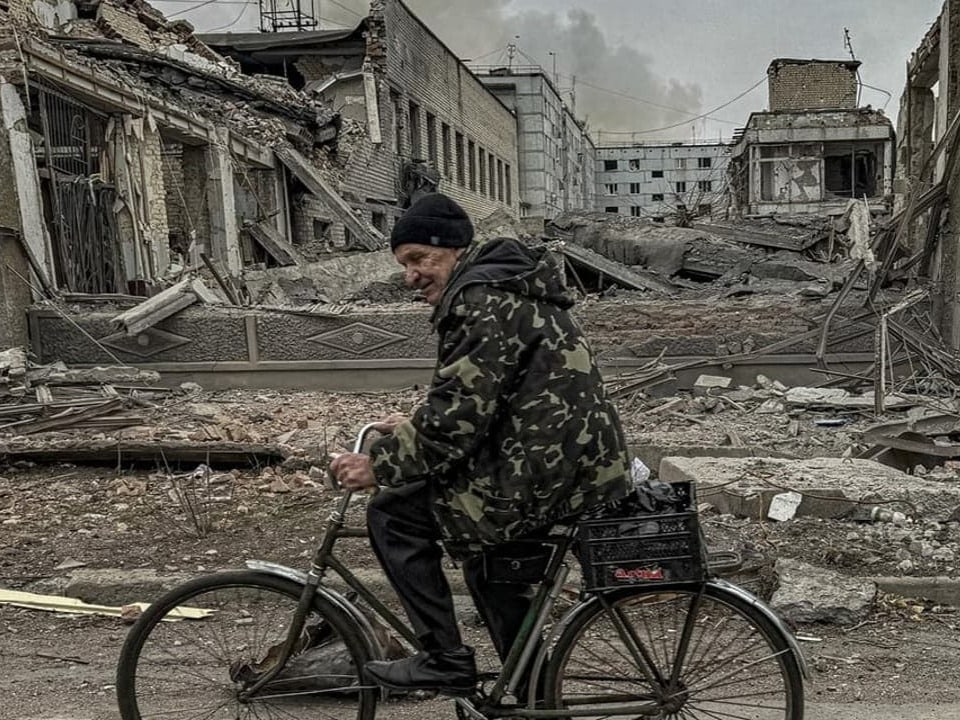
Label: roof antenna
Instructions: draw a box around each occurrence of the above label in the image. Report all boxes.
[843,28,863,107]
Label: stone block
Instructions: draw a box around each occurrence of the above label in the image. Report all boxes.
[658,456,960,520]
[771,558,876,624]
[693,374,732,396]
[64,568,195,606]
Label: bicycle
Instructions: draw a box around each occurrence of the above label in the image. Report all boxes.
[116,423,807,719]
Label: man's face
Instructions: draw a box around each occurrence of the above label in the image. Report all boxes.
[394,244,464,305]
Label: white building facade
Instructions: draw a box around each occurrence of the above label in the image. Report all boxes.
[475,67,596,228]
[595,142,731,220]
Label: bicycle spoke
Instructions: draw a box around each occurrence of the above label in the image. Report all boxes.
[547,587,801,720]
[119,575,375,720]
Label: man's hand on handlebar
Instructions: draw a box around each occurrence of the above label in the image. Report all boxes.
[371,413,408,434]
[329,453,377,491]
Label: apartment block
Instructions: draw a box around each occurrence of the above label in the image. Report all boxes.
[595,142,730,220]
[475,67,595,228]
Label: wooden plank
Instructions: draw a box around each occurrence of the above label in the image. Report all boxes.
[244,220,303,266]
[0,440,283,467]
[0,588,212,620]
[275,146,384,251]
[199,252,241,305]
[0,398,123,435]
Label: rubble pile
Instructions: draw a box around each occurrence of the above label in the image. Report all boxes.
[0,347,164,436]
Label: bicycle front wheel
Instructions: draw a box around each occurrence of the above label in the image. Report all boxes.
[544,582,804,719]
[116,571,378,720]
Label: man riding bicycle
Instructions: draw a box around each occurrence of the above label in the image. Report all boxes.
[330,193,631,696]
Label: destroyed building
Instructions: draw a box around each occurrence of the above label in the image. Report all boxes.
[0,0,398,345]
[201,0,520,224]
[471,65,596,230]
[727,59,895,217]
[896,0,960,348]
[595,141,731,222]
[0,0,530,389]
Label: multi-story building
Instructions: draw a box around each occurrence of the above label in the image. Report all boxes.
[595,142,731,220]
[473,66,596,229]
[727,59,895,217]
[203,0,519,244]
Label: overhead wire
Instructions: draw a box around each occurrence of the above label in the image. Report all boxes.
[205,1,251,31]
[163,0,219,18]
[509,44,750,128]
[596,76,768,136]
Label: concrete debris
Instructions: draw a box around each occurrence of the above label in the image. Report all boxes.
[771,558,877,625]
[111,277,221,336]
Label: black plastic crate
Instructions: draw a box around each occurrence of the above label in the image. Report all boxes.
[578,481,707,591]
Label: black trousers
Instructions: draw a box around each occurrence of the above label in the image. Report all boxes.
[367,481,532,660]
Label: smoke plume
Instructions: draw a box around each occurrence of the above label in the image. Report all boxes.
[158,0,703,139]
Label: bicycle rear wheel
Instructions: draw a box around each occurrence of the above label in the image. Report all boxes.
[116,571,378,720]
[544,582,804,719]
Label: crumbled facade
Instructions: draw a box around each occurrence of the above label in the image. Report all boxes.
[727,59,895,217]
[595,142,731,221]
[472,67,595,228]
[0,0,389,350]
[203,0,519,239]
[896,0,960,347]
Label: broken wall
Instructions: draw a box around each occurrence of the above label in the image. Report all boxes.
[373,0,519,221]
[896,0,960,348]
[767,59,859,112]
[0,91,32,347]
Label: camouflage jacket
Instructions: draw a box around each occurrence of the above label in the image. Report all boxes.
[369,238,630,557]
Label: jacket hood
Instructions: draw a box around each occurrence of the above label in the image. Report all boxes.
[432,238,573,325]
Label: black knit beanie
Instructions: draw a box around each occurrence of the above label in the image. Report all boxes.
[391,193,474,251]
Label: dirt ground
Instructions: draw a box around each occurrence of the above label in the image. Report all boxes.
[2,387,960,718]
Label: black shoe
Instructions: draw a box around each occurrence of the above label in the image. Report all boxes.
[364,646,477,696]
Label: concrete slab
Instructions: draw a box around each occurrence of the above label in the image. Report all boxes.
[64,568,194,605]
[659,455,960,520]
[630,443,795,480]
[869,576,960,607]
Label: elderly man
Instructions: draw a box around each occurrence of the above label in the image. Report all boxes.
[330,193,630,696]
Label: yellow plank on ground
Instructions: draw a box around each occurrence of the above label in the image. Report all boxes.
[0,587,213,620]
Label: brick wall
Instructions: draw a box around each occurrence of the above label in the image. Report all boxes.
[365,0,519,222]
[180,144,210,250]
[161,143,188,250]
[768,60,858,111]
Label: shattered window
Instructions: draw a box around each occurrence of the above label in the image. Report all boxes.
[606,183,618,195]
[408,102,422,159]
[629,159,640,171]
[824,147,878,198]
[468,140,477,191]
[652,193,664,201]
[455,132,465,187]
[676,158,686,169]
[426,113,438,165]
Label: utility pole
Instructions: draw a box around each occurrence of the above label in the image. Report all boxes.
[507,36,519,69]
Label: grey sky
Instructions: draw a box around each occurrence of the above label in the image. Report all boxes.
[155,0,945,143]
